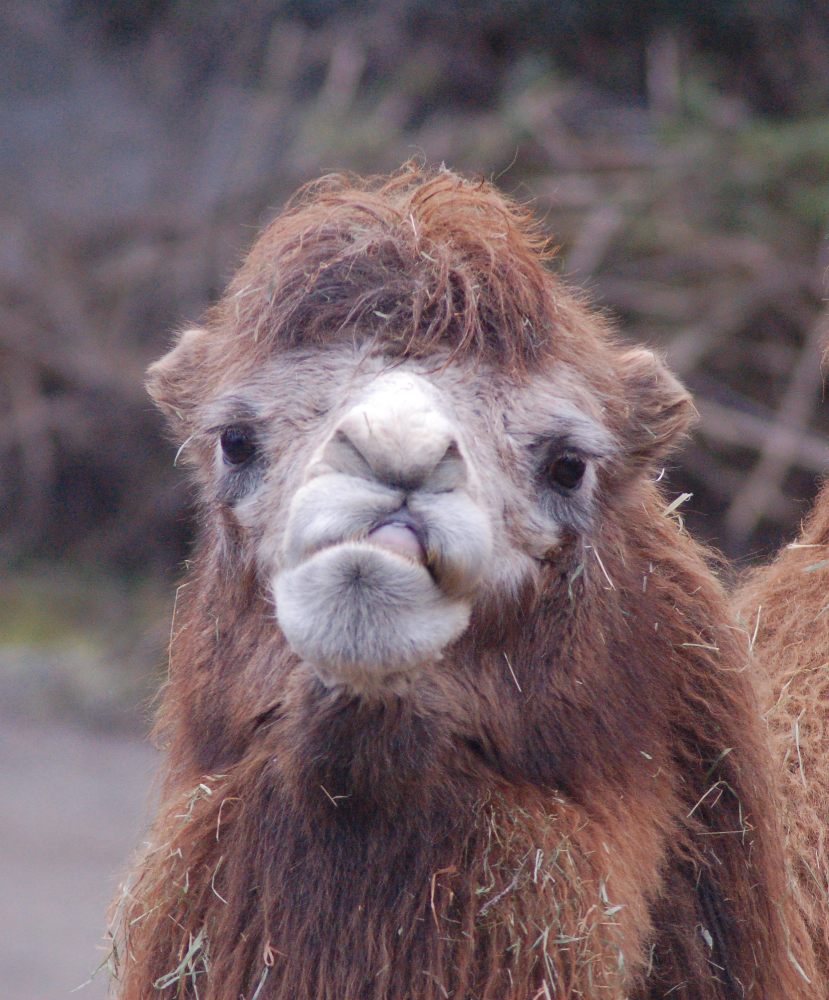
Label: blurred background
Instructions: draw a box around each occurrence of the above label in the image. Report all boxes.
[2,1,829,997]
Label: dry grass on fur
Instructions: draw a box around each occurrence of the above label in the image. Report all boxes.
[472,797,629,997]
[111,782,631,1000]
[109,775,233,999]
[737,492,829,983]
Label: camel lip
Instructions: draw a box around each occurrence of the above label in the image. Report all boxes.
[371,509,426,542]
[296,519,433,574]
[366,513,428,565]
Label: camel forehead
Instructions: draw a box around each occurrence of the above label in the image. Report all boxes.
[200,346,615,455]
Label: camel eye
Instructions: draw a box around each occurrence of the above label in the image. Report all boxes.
[220,425,257,466]
[547,450,586,492]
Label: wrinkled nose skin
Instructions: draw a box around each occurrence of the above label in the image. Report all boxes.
[317,374,468,494]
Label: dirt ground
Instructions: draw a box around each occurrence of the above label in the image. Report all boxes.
[0,714,157,1000]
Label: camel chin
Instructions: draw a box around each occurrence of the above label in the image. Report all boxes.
[274,541,471,690]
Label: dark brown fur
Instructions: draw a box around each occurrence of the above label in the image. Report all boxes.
[112,165,819,1000]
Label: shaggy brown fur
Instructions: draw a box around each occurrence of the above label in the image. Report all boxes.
[737,483,829,985]
[111,165,819,1000]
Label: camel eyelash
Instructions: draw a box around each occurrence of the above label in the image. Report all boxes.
[531,436,594,474]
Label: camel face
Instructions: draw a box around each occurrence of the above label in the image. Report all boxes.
[145,162,695,709]
[146,169,694,708]
[205,347,613,694]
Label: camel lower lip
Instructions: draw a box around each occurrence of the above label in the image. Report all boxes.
[366,522,427,564]
[273,541,472,679]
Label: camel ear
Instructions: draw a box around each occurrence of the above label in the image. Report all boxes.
[146,327,210,429]
[617,347,697,469]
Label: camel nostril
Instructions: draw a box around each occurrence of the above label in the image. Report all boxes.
[428,439,467,492]
[317,427,376,481]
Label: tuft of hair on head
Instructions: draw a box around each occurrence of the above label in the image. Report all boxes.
[216,162,561,371]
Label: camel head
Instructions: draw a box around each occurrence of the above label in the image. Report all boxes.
[147,167,693,702]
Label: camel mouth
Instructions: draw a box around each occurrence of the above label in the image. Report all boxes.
[274,470,493,684]
[365,514,428,566]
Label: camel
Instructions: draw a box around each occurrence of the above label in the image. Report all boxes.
[737,481,829,986]
[110,165,820,999]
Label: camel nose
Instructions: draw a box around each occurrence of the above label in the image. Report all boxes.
[320,375,467,492]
